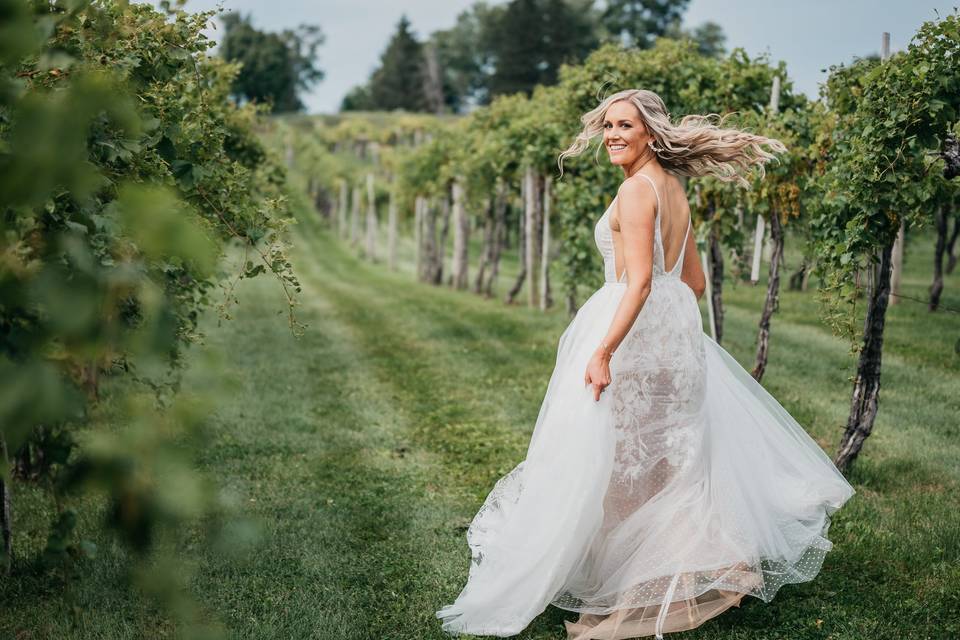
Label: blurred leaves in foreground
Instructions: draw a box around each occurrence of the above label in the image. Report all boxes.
[1,0,300,635]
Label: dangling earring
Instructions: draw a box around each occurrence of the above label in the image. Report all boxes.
[648,139,662,154]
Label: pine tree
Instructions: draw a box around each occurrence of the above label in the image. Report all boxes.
[601,0,690,49]
[487,0,544,98]
[487,0,598,99]
[369,16,429,111]
[541,0,599,85]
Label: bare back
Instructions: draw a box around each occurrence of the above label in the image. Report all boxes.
[611,171,692,274]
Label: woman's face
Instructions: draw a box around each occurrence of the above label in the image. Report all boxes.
[603,100,652,168]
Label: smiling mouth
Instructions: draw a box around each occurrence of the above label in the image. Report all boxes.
[608,143,627,152]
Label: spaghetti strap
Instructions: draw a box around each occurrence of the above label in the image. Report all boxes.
[633,173,661,217]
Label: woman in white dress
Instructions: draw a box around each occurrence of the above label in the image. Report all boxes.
[436,89,856,640]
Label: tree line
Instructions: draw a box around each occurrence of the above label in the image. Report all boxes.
[341,0,726,113]
[203,1,726,116]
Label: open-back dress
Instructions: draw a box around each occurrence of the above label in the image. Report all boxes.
[436,172,856,640]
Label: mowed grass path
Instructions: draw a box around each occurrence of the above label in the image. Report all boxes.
[4,205,958,639]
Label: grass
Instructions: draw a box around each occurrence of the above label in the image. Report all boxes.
[3,189,959,639]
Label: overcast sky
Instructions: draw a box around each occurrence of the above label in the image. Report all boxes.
[181,0,956,113]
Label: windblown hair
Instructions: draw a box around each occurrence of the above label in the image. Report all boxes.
[557,88,787,188]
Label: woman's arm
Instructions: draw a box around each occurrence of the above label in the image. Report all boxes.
[584,178,656,401]
[679,228,706,299]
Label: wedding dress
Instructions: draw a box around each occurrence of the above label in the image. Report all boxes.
[436,172,856,640]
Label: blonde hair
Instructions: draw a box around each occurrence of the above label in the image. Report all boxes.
[557,88,787,188]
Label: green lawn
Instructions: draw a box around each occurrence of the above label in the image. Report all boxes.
[3,191,958,639]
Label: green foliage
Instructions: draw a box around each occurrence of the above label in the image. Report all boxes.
[340,82,375,112]
[219,12,324,113]
[396,129,459,201]
[810,11,960,344]
[600,0,691,48]
[428,3,500,110]
[668,20,727,58]
[485,0,599,99]
[0,0,298,630]
[269,110,453,226]
[738,100,815,222]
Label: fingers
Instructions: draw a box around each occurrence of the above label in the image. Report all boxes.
[586,368,613,402]
[593,381,608,402]
[592,378,612,402]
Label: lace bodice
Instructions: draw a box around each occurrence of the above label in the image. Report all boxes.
[594,173,691,284]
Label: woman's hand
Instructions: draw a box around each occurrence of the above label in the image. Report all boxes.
[584,347,613,402]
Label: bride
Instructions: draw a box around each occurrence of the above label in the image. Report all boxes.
[435,89,856,640]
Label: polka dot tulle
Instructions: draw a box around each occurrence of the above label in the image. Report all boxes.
[437,174,855,639]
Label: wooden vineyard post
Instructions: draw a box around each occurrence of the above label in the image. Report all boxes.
[750,215,765,283]
[414,196,423,279]
[350,184,361,248]
[485,178,508,298]
[436,190,451,285]
[338,179,348,240]
[540,176,553,311]
[883,32,906,307]
[524,166,541,308]
[387,182,398,271]
[365,172,378,261]
[421,196,440,284]
[451,178,469,290]
[474,197,494,294]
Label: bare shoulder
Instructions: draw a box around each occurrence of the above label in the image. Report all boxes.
[614,175,657,226]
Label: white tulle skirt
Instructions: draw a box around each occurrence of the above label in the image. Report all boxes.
[436,282,856,639]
